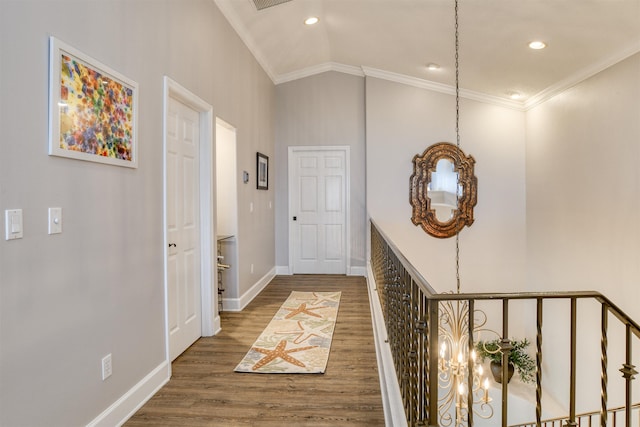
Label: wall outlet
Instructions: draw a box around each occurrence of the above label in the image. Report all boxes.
[101,354,112,380]
[250,263,254,274]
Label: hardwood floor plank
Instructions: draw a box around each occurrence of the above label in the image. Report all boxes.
[125,275,385,426]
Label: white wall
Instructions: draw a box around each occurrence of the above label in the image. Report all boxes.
[0,1,274,425]
[366,77,527,294]
[525,53,640,411]
[275,71,366,271]
[526,53,640,319]
[216,121,238,237]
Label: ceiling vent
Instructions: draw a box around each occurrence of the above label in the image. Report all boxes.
[252,0,293,11]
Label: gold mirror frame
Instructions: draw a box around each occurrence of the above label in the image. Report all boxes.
[410,142,477,238]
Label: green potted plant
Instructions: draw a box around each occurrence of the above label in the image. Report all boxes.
[475,338,536,384]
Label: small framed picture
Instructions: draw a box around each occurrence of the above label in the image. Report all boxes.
[257,152,269,190]
[48,36,138,168]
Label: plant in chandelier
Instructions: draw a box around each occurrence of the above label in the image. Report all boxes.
[410,142,478,238]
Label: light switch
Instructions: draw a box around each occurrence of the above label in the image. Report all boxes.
[5,209,23,240]
[48,207,62,235]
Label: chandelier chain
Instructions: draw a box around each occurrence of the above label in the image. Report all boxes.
[454,0,461,294]
[438,3,495,425]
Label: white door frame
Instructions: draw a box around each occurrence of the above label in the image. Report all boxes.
[288,145,351,275]
[163,77,218,367]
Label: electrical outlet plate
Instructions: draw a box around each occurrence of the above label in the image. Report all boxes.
[102,354,112,380]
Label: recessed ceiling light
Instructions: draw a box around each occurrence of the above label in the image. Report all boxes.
[304,16,319,25]
[426,63,440,71]
[509,92,523,100]
[528,41,547,50]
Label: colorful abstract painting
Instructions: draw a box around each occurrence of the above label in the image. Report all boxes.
[49,37,138,167]
[235,291,341,374]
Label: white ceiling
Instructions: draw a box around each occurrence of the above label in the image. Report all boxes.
[215,0,640,109]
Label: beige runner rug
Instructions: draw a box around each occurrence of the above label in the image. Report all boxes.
[234,291,341,374]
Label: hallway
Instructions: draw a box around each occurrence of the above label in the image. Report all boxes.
[125,275,385,426]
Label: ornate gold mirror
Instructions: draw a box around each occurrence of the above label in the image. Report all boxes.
[410,142,477,238]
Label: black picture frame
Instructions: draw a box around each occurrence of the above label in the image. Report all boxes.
[257,152,269,190]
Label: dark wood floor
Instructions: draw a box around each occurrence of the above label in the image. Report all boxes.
[126,275,385,426]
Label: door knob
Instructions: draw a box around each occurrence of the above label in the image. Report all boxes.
[168,243,177,247]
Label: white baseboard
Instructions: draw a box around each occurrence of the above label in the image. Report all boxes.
[276,265,365,276]
[212,314,222,335]
[366,262,407,427]
[86,361,170,427]
[276,265,291,275]
[222,267,276,311]
[348,266,367,276]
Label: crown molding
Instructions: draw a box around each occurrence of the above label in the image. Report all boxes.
[274,62,365,85]
[524,40,640,110]
[213,0,277,83]
[361,66,525,111]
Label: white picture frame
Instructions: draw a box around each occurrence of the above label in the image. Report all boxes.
[48,37,138,168]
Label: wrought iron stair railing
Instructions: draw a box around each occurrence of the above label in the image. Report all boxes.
[513,403,640,427]
[370,220,640,427]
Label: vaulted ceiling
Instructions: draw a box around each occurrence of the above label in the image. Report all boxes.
[214,0,640,109]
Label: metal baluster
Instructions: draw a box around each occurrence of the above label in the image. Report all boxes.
[428,299,440,426]
[403,269,410,416]
[468,299,475,426]
[601,305,608,427]
[567,298,577,426]
[537,298,543,427]
[502,299,511,427]
[416,292,427,425]
[620,324,637,427]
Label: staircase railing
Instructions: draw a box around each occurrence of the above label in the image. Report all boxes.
[370,220,640,427]
[513,403,640,427]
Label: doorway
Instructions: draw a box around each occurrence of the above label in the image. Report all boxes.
[215,118,239,311]
[288,146,351,274]
[163,77,216,363]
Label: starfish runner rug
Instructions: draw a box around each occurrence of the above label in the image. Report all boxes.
[234,291,341,374]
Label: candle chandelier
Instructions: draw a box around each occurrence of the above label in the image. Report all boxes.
[436,0,495,425]
[438,300,493,426]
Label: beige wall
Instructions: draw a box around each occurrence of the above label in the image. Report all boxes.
[0,1,274,425]
[365,77,528,294]
[526,52,640,317]
[527,51,640,407]
[525,51,640,413]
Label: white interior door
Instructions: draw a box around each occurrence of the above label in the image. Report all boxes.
[289,147,348,274]
[167,96,202,361]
